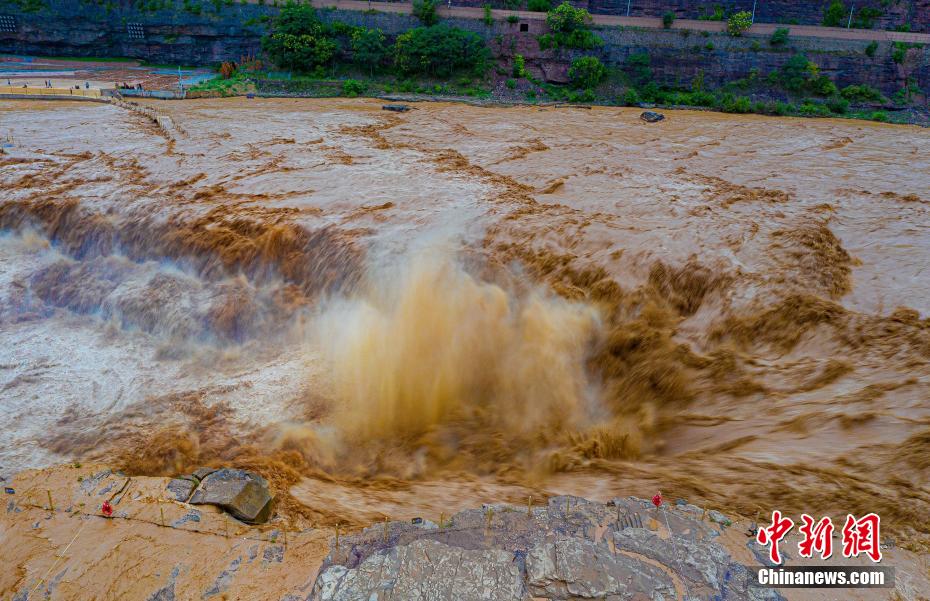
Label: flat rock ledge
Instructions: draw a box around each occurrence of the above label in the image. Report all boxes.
[311,495,785,601]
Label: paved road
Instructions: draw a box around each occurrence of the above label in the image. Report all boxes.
[297,0,930,44]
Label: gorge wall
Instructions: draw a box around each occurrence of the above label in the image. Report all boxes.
[0,0,927,97]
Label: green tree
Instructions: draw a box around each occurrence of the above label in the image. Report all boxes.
[568,55,605,88]
[662,11,675,29]
[261,5,338,71]
[540,1,601,49]
[412,0,439,26]
[351,28,387,75]
[393,25,490,76]
[727,10,752,36]
[546,1,590,32]
[822,0,846,27]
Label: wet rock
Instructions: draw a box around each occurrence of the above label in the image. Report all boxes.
[382,104,410,112]
[189,468,273,524]
[311,495,787,601]
[165,478,195,502]
[708,509,731,526]
[192,467,217,481]
[526,536,674,599]
[640,110,665,122]
[314,539,524,601]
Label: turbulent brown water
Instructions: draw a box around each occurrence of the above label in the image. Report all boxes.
[1,98,928,549]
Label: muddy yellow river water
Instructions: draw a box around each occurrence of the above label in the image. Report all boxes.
[1,98,928,551]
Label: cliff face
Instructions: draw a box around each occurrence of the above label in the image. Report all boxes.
[447,0,929,32]
[584,0,926,32]
[0,0,268,64]
[1,1,927,97]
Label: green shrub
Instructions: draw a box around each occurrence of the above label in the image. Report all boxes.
[722,94,751,113]
[777,53,838,95]
[840,84,883,103]
[506,78,516,89]
[527,0,551,11]
[546,1,591,32]
[568,88,595,102]
[870,111,888,122]
[809,75,837,96]
[512,54,526,77]
[765,100,790,115]
[483,4,493,26]
[865,41,878,57]
[750,40,761,51]
[699,5,724,21]
[412,0,439,26]
[394,25,490,76]
[685,90,715,106]
[507,14,520,23]
[799,101,831,116]
[727,11,752,36]
[851,6,882,29]
[342,79,367,97]
[823,0,846,27]
[568,55,606,89]
[770,27,789,46]
[623,88,640,105]
[537,29,602,50]
[662,11,675,29]
[891,42,915,64]
[826,96,849,113]
[704,41,715,51]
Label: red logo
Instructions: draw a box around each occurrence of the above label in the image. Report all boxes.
[756,510,794,565]
[842,513,882,562]
[798,514,834,559]
[756,511,882,564]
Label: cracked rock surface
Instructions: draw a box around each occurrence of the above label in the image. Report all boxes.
[311,496,784,601]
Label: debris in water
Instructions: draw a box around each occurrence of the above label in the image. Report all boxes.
[382,104,411,112]
[640,111,665,123]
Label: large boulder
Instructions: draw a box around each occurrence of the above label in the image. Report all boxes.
[188,468,273,524]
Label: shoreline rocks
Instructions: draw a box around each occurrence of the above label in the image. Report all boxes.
[311,495,784,601]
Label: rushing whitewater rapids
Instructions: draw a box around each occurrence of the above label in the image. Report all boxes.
[1,98,928,551]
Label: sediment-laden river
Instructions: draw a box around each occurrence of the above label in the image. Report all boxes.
[1,98,928,551]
